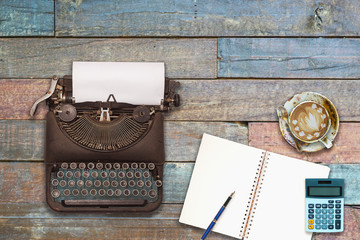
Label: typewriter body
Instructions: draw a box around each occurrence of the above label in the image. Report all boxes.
[31,74,180,212]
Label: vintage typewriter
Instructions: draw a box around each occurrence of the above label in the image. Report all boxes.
[30,72,180,212]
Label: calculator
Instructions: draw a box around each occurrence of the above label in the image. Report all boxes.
[306,178,344,233]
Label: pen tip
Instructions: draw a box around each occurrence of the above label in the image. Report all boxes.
[230,191,235,198]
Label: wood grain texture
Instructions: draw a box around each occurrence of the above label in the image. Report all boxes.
[0,120,247,161]
[249,122,360,164]
[0,38,216,78]
[0,204,358,240]
[1,162,359,205]
[218,38,360,78]
[55,0,360,37]
[2,79,360,121]
[0,0,54,36]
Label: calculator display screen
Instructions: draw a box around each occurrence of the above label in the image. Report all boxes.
[308,187,341,197]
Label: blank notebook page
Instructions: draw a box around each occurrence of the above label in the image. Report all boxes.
[179,134,264,239]
[246,152,330,240]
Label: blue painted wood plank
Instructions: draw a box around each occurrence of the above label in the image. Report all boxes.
[218,38,360,78]
[55,0,360,36]
[0,0,54,36]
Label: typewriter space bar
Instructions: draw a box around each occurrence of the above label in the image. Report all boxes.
[63,199,147,206]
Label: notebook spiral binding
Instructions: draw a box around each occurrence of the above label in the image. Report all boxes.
[241,152,270,239]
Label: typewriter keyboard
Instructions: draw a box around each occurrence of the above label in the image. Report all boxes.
[50,162,162,206]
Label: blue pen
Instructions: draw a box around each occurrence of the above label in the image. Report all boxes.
[201,191,235,240]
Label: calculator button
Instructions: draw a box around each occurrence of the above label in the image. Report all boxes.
[308,214,314,219]
[328,209,334,214]
[328,200,334,203]
[315,219,321,224]
[308,204,314,208]
[328,204,334,208]
[328,215,334,219]
[335,209,341,214]
[308,220,314,224]
[322,225,327,230]
[322,209,327,214]
[335,200,341,203]
[328,220,334,224]
[335,215,341,219]
[308,209,314,213]
[316,209,321,214]
[328,225,334,229]
[308,225,314,230]
[321,219,327,224]
[335,204,341,208]
[315,225,321,230]
[322,204,327,208]
[322,215,327,219]
[315,215,321,219]
[316,204,321,208]
[335,220,341,229]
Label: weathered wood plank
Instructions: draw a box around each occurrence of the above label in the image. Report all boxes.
[218,38,360,78]
[0,162,359,204]
[55,0,360,37]
[0,0,54,36]
[0,204,358,240]
[0,38,216,78]
[2,79,360,121]
[249,122,360,164]
[0,120,247,161]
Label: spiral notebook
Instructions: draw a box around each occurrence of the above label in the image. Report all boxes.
[179,134,330,240]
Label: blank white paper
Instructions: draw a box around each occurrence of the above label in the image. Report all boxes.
[72,62,165,105]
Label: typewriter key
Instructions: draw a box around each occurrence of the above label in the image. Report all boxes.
[68,180,75,187]
[120,180,127,188]
[100,171,108,178]
[124,189,130,196]
[70,162,77,169]
[61,162,69,169]
[132,189,139,196]
[105,163,112,170]
[135,171,141,178]
[126,171,134,178]
[111,180,118,187]
[122,163,129,170]
[118,171,125,178]
[129,180,136,188]
[63,189,70,196]
[155,180,163,187]
[81,189,88,196]
[94,180,101,187]
[113,163,120,170]
[145,180,152,187]
[59,180,67,187]
[109,171,116,178]
[85,180,92,187]
[103,180,110,187]
[87,162,95,169]
[96,163,103,170]
[52,179,59,186]
[107,189,114,196]
[148,163,155,170]
[99,189,106,196]
[90,189,97,196]
[57,171,64,178]
[143,171,150,178]
[74,171,81,178]
[140,189,147,196]
[83,171,90,178]
[131,163,138,169]
[72,189,79,196]
[51,189,60,198]
[91,171,98,178]
[137,180,144,188]
[148,189,157,198]
[115,189,122,196]
[66,171,73,178]
[79,162,86,169]
[139,162,146,170]
[77,180,84,187]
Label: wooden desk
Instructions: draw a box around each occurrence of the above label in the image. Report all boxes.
[1,1,359,239]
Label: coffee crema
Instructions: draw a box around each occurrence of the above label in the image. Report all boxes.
[289,102,329,142]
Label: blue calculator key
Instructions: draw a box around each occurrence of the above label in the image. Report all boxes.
[322,204,327,208]
[308,209,314,213]
[308,204,314,208]
[322,219,327,224]
[322,209,327,214]
[335,215,341,219]
[335,200,341,203]
[335,204,341,208]
[316,204,321,208]
[322,225,327,230]
[316,225,321,230]
[316,209,321,214]
[328,225,334,229]
[328,215,334,219]
[328,200,334,203]
[316,219,321,224]
[322,215,327,219]
[335,220,341,229]
[335,209,341,214]
[329,209,334,214]
[316,215,321,219]
[328,204,334,208]
[328,219,334,224]
[308,214,314,219]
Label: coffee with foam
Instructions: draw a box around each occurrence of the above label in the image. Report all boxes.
[289,101,330,142]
